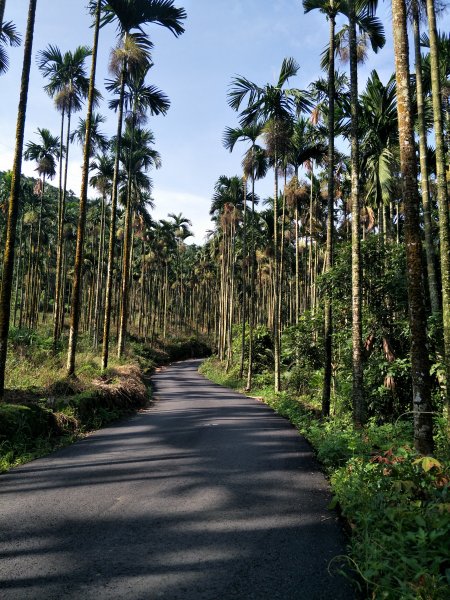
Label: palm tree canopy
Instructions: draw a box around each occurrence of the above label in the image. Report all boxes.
[37,44,96,113]
[71,112,110,155]
[228,57,311,127]
[100,0,186,39]
[289,116,328,169]
[119,125,162,171]
[359,70,398,207]
[0,19,21,75]
[420,30,450,96]
[302,0,342,18]
[107,64,170,118]
[242,145,268,182]
[90,152,115,195]
[24,128,61,180]
[168,212,193,241]
[223,121,265,153]
[321,12,385,70]
[210,175,246,217]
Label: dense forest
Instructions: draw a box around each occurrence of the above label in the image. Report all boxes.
[1,1,450,598]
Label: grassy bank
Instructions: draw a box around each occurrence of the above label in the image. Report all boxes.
[0,327,211,472]
[200,357,450,600]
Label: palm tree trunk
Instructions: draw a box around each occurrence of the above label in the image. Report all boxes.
[0,0,37,398]
[21,223,33,329]
[412,0,440,316]
[246,165,256,389]
[425,0,450,425]
[308,164,314,313]
[30,177,45,329]
[66,0,101,376]
[273,149,281,392]
[349,1,364,425]
[239,176,247,379]
[117,117,135,358]
[278,171,287,340]
[392,0,433,455]
[53,102,69,350]
[322,3,336,417]
[0,1,6,30]
[13,211,24,326]
[92,191,106,348]
[102,56,126,371]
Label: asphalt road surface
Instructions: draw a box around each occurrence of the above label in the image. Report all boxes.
[0,359,354,599]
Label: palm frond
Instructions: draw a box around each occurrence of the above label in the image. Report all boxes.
[228,76,261,112]
[278,57,300,87]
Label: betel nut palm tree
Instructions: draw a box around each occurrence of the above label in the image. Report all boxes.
[100,0,186,372]
[223,120,266,387]
[347,0,385,426]
[66,0,102,375]
[391,0,434,455]
[89,151,114,348]
[228,57,310,393]
[116,121,163,358]
[37,43,93,350]
[410,0,440,317]
[424,0,450,426]
[0,0,37,399]
[303,0,339,415]
[23,128,60,328]
[108,63,169,358]
[24,128,60,186]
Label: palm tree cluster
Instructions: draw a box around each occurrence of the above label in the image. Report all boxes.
[0,0,187,391]
[203,0,450,455]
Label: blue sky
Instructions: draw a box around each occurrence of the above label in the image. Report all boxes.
[0,0,403,242]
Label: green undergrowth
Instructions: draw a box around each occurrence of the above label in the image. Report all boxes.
[200,357,450,600]
[1,327,211,473]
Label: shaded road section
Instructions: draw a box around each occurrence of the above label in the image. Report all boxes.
[0,359,353,599]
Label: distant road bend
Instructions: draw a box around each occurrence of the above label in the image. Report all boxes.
[0,359,354,599]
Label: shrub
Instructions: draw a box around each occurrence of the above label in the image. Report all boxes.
[0,404,55,443]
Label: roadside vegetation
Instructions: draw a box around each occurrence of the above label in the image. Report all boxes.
[201,349,450,600]
[0,325,210,472]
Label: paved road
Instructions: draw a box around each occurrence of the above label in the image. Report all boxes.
[0,359,354,599]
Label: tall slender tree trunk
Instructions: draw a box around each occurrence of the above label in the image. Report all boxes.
[239,176,247,379]
[13,211,24,326]
[92,191,106,348]
[66,0,101,376]
[246,162,256,390]
[0,0,6,30]
[0,0,37,398]
[349,1,365,425]
[117,116,136,359]
[273,150,281,392]
[309,163,314,313]
[322,4,336,417]
[412,0,440,316]
[392,0,434,454]
[53,102,70,350]
[102,56,126,371]
[278,171,287,339]
[425,0,450,426]
[30,178,45,329]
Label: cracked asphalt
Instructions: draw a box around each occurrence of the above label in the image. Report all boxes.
[0,359,354,599]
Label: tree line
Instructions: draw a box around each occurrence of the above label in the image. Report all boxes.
[198,0,449,456]
[0,0,190,392]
